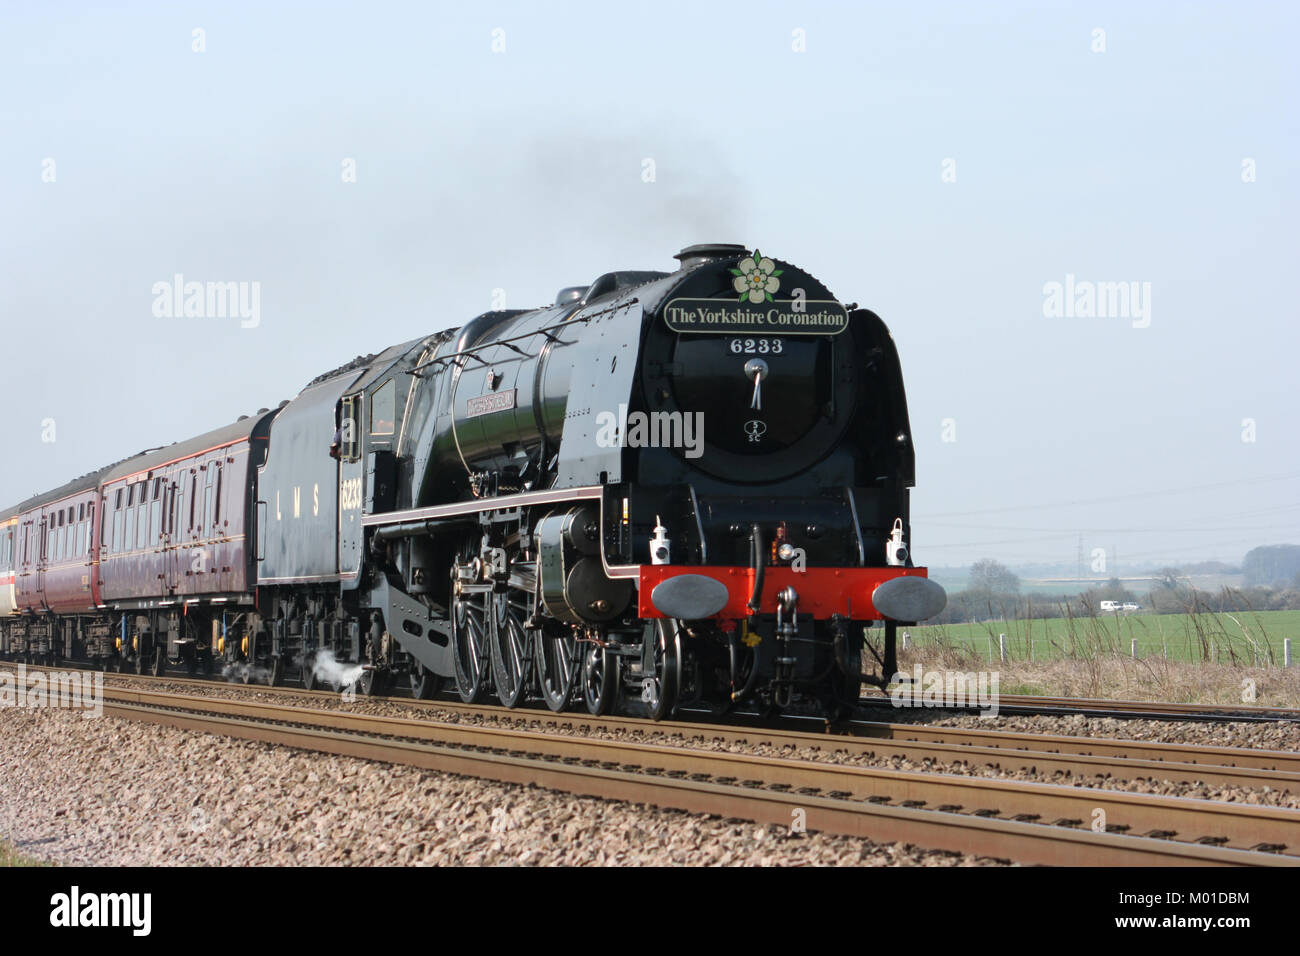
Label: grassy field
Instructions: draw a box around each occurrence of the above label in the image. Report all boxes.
[905,609,1300,666]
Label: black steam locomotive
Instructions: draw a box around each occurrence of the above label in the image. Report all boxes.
[0,243,944,720]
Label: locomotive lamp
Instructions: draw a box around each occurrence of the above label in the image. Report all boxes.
[886,518,908,566]
[650,517,671,565]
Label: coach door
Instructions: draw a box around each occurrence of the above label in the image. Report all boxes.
[36,516,47,607]
[15,520,33,610]
[164,478,181,593]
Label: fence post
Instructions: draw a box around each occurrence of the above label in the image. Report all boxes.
[1286,638,1293,668]
[999,633,1006,663]
[1131,638,1137,659]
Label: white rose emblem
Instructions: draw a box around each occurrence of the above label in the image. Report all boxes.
[730,250,783,304]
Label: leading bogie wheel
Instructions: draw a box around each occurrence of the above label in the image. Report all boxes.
[583,642,619,716]
[645,620,682,722]
[536,632,579,713]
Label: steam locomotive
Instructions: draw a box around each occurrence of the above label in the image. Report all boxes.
[0,243,945,720]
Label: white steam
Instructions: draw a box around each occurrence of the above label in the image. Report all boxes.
[311,649,364,691]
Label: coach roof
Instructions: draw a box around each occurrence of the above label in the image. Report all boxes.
[0,413,283,522]
[0,464,119,522]
[101,412,278,486]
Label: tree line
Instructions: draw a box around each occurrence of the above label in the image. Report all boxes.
[934,556,1300,624]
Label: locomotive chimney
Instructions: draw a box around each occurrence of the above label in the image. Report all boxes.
[673,242,748,271]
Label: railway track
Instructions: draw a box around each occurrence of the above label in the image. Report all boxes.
[13,655,1299,723]
[863,691,1300,723]
[859,691,1300,723]
[5,662,1298,865]
[88,684,1300,866]
[6,663,1300,792]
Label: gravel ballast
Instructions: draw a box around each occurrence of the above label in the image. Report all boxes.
[0,708,1001,867]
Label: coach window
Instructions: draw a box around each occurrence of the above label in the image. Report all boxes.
[134,485,146,550]
[138,483,149,548]
[200,466,212,534]
[112,490,123,554]
[125,487,137,553]
[151,479,163,544]
[371,379,396,436]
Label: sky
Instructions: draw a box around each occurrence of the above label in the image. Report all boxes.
[2,0,1297,573]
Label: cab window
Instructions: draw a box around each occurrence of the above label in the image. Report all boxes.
[370,379,396,436]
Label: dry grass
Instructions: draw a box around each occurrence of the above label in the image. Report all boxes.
[894,643,1300,708]
[0,838,49,867]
